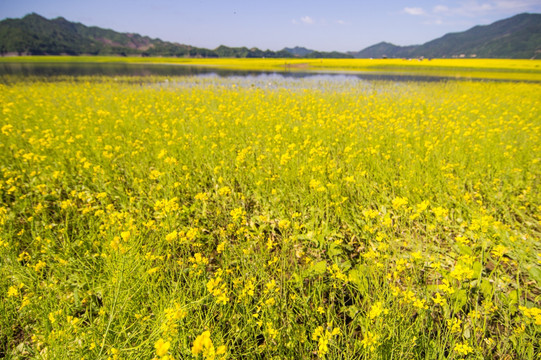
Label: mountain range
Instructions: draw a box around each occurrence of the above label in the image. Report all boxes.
[350,13,541,59]
[0,13,540,59]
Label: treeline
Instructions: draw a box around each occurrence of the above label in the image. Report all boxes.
[0,13,353,58]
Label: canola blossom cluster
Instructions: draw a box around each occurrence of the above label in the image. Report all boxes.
[1,75,540,359]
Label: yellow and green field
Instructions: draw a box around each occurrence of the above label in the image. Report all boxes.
[1,61,540,359]
[2,56,541,81]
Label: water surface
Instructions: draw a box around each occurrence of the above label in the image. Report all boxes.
[0,61,519,83]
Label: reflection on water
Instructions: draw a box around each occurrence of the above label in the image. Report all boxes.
[0,62,219,78]
[0,61,527,83]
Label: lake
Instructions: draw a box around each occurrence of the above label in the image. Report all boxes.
[0,61,524,83]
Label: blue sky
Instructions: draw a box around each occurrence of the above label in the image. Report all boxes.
[1,0,540,52]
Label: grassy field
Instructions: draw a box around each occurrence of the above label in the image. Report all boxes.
[1,56,541,81]
[1,73,541,359]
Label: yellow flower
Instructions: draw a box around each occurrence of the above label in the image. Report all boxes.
[431,292,447,306]
[277,219,291,229]
[491,244,508,259]
[192,331,211,355]
[392,196,408,210]
[149,169,163,180]
[454,342,473,356]
[415,200,430,213]
[432,206,448,220]
[520,306,541,325]
[413,298,428,310]
[33,260,46,272]
[449,263,474,282]
[155,338,171,357]
[216,345,226,356]
[368,302,388,320]
[230,207,246,221]
[217,186,231,196]
[195,192,209,201]
[217,241,226,253]
[455,235,470,245]
[438,279,455,294]
[7,285,19,297]
[192,331,225,359]
[360,331,379,352]
[1,124,14,136]
[265,297,276,306]
[312,324,340,357]
[120,230,131,241]
[165,231,178,242]
[447,318,462,334]
[362,208,379,219]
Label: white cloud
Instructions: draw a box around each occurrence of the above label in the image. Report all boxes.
[455,2,494,17]
[433,5,449,13]
[429,0,541,17]
[300,16,315,24]
[337,19,347,25]
[403,7,427,16]
[406,0,541,26]
[492,0,541,10]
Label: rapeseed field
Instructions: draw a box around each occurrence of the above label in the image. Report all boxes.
[1,75,540,359]
[2,57,541,81]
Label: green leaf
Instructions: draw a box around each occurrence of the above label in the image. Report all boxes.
[458,244,473,256]
[292,273,303,284]
[509,290,519,305]
[347,305,360,318]
[453,289,468,312]
[341,260,352,271]
[348,268,368,293]
[328,243,343,257]
[527,265,541,283]
[463,324,471,339]
[480,279,493,300]
[309,260,327,275]
[472,261,483,278]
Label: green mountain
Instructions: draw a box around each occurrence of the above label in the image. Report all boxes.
[348,42,417,58]
[0,13,219,56]
[352,13,541,59]
[0,13,351,58]
[283,47,315,56]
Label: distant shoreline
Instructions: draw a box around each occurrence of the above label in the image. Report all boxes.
[1,56,540,81]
